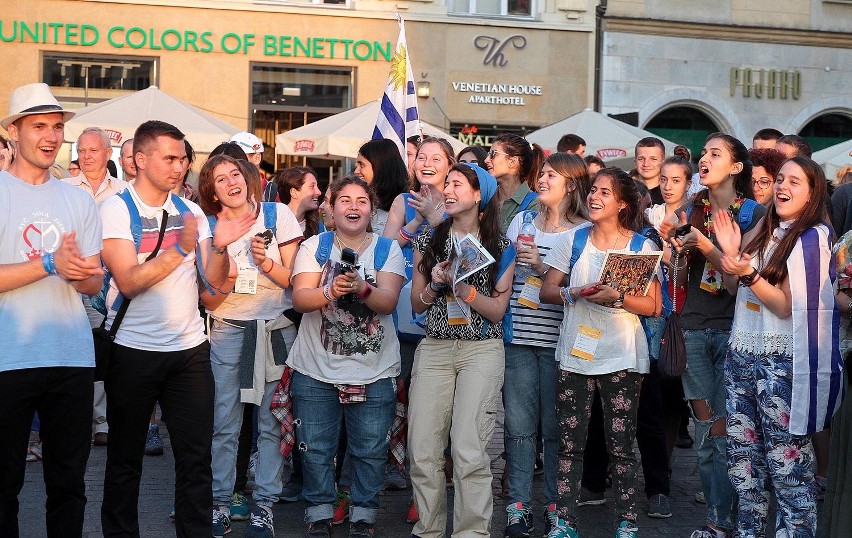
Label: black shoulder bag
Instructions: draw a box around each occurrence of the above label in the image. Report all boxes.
[93,209,169,381]
[659,250,688,379]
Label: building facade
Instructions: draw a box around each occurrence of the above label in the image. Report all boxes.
[600,0,852,156]
[1,0,598,174]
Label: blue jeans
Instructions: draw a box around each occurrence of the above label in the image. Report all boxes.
[210,321,295,507]
[290,371,396,525]
[682,329,737,531]
[503,344,558,506]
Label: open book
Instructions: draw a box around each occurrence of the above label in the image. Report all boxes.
[449,233,495,323]
[597,250,663,296]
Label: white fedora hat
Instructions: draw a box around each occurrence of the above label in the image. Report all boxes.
[1,83,75,130]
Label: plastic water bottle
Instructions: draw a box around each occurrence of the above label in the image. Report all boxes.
[515,212,537,280]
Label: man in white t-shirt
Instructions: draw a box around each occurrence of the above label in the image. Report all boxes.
[0,83,104,536]
[99,120,253,536]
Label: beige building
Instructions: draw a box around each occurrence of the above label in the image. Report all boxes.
[600,0,852,156]
[1,0,599,176]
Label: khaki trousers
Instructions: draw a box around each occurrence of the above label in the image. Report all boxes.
[408,337,505,537]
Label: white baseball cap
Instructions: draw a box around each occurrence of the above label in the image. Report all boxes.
[229,131,264,154]
[2,83,75,130]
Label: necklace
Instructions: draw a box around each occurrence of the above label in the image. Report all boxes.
[335,233,370,254]
[701,196,744,239]
[537,209,569,233]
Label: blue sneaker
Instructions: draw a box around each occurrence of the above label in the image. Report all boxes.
[144,424,164,456]
[212,508,231,538]
[616,520,638,538]
[229,492,249,521]
[543,503,559,536]
[246,505,274,538]
[546,518,579,538]
[504,502,533,537]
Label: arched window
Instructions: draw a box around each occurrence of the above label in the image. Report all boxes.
[799,113,852,153]
[645,106,721,162]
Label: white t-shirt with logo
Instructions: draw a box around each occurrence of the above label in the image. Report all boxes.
[287,234,405,384]
[100,185,211,352]
[0,172,102,371]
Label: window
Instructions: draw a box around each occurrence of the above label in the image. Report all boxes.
[254,0,348,6]
[43,53,157,107]
[450,0,534,17]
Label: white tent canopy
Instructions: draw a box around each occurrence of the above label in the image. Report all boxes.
[275,100,466,159]
[812,139,852,180]
[64,86,240,153]
[525,108,679,169]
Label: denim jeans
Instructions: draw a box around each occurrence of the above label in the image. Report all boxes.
[682,329,737,531]
[503,343,558,506]
[0,367,93,537]
[210,321,296,507]
[290,371,396,525]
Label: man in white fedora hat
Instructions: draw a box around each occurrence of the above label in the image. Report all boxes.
[0,83,104,536]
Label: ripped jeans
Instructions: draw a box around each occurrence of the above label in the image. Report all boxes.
[290,371,396,525]
[682,329,737,531]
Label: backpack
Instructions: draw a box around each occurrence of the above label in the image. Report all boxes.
[313,231,393,272]
[683,197,760,231]
[91,190,202,315]
[206,201,277,235]
[517,190,538,213]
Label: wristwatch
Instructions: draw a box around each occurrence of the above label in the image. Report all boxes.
[612,292,625,309]
[739,268,759,287]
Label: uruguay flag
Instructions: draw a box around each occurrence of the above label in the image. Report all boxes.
[372,15,421,163]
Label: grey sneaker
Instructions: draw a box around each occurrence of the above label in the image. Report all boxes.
[384,462,408,490]
[694,491,706,504]
[577,488,606,506]
[144,424,164,456]
[647,494,672,518]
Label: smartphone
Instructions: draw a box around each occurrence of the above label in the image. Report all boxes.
[580,284,600,297]
[340,247,358,272]
[675,223,692,237]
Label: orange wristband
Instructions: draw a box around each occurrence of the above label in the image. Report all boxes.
[463,286,477,303]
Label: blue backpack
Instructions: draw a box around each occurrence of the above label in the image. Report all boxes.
[683,197,761,231]
[517,190,538,213]
[91,190,203,315]
[313,231,393,272]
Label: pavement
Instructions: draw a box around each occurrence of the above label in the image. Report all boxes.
[20,403,715,538]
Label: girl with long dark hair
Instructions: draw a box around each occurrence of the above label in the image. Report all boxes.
[715,156,843,537]
[407,163,515,537]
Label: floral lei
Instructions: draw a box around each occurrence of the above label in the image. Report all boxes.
[702,196,744,239]
[699,195,744,294]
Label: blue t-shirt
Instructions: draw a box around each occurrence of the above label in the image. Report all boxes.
[0,172,102,372]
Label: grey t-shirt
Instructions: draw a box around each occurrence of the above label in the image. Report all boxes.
[0,172,102,371]
[680,201,766,331]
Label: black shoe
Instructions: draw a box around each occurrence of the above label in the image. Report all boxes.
[306,518,332,537]
[676,433,694,449]
[349,520,375,538]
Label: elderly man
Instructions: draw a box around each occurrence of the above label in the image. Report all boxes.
[65,127,126,202]
[63,127,128,448]
[0,82,104,536]
[119,138,136,182]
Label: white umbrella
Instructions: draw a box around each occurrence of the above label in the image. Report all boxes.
[275,100,466,159]
[64,86,240,153]
[525,108,679,170]
[812,139,852,181]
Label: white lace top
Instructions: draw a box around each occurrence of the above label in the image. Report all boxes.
[729,222,794,356]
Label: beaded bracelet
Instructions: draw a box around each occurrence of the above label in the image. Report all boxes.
[419,290,435,305]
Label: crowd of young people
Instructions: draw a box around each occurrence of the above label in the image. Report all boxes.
[1,82,849,538]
